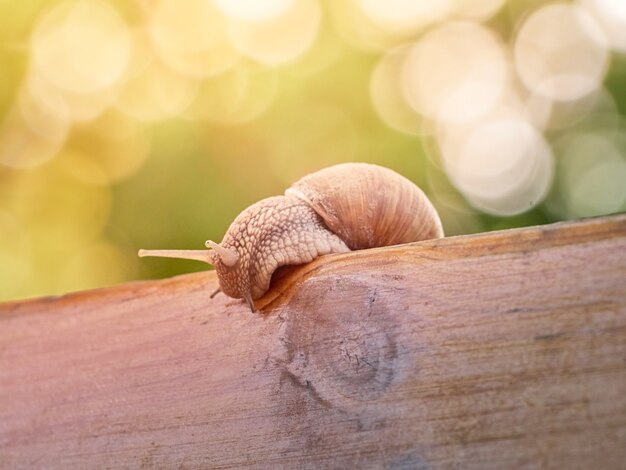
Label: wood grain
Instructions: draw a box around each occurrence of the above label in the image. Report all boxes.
[1,214,625,469]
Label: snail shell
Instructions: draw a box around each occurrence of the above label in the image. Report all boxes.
[286,163,443,249]
[139,163,443,312]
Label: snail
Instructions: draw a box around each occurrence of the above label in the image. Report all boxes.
[139,163,443,312]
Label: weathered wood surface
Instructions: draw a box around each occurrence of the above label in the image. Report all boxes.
[0,215,625,469]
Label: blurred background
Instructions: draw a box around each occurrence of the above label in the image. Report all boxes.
[0,0,625,302]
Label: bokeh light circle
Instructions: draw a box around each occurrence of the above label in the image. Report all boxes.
[190,64,278,125]
[442,118,554,215]
[31,0,131,94]
[579,0,626,52]
[514,3,609,102]
[402,21,509,125]
[2,0,626,303]
[370,44,425,136]
[546,86,619,131]
[18,80,70,144]
[450,0,506,21]
[227,0,322,66]
[357,0,450,34]
[149,0,239,78]
[212,0,295,22]
[551,126,626,218]
[116,34,199,122]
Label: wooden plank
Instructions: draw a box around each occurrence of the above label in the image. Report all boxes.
[0,214,625,469]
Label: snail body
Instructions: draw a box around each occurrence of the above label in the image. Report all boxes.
[139,163,443,312]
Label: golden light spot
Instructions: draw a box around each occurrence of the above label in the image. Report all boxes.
[149,0,239,78]
[328,0,401,51]
[18,78,70,144]
[227,0,321,65]
[30,0,131,94]
[450,0,505,21]
[25,71,119,123]
[213,0,295,22]
[116,32,199,121]
[0,108,64,169]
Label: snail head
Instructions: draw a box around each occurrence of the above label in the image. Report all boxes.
[138,241,255,309]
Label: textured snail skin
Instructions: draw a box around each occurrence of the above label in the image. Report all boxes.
[139,163,443,312]
[214,196,349,310]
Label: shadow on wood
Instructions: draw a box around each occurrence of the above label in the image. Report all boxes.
[1,215,625,469]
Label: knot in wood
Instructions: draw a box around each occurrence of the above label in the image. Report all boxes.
[283,276,402,406]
